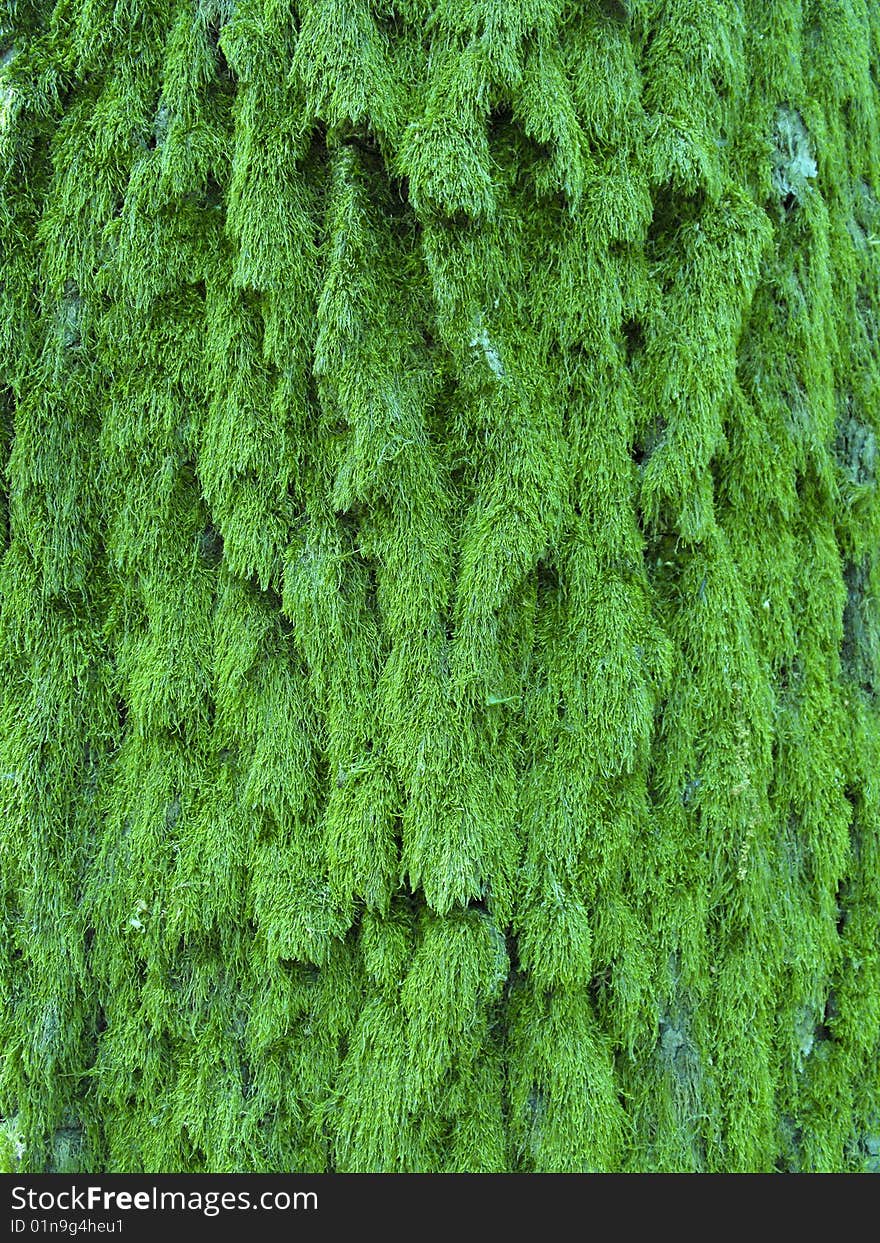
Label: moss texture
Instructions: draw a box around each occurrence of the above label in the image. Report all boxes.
[1,0,879,1173]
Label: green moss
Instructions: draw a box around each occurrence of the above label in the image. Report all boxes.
[0,0,878,1172]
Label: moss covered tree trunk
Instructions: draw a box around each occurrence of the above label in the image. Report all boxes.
[1,0,878,1173]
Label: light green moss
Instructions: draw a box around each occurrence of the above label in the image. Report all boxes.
[0,0,878,1172]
